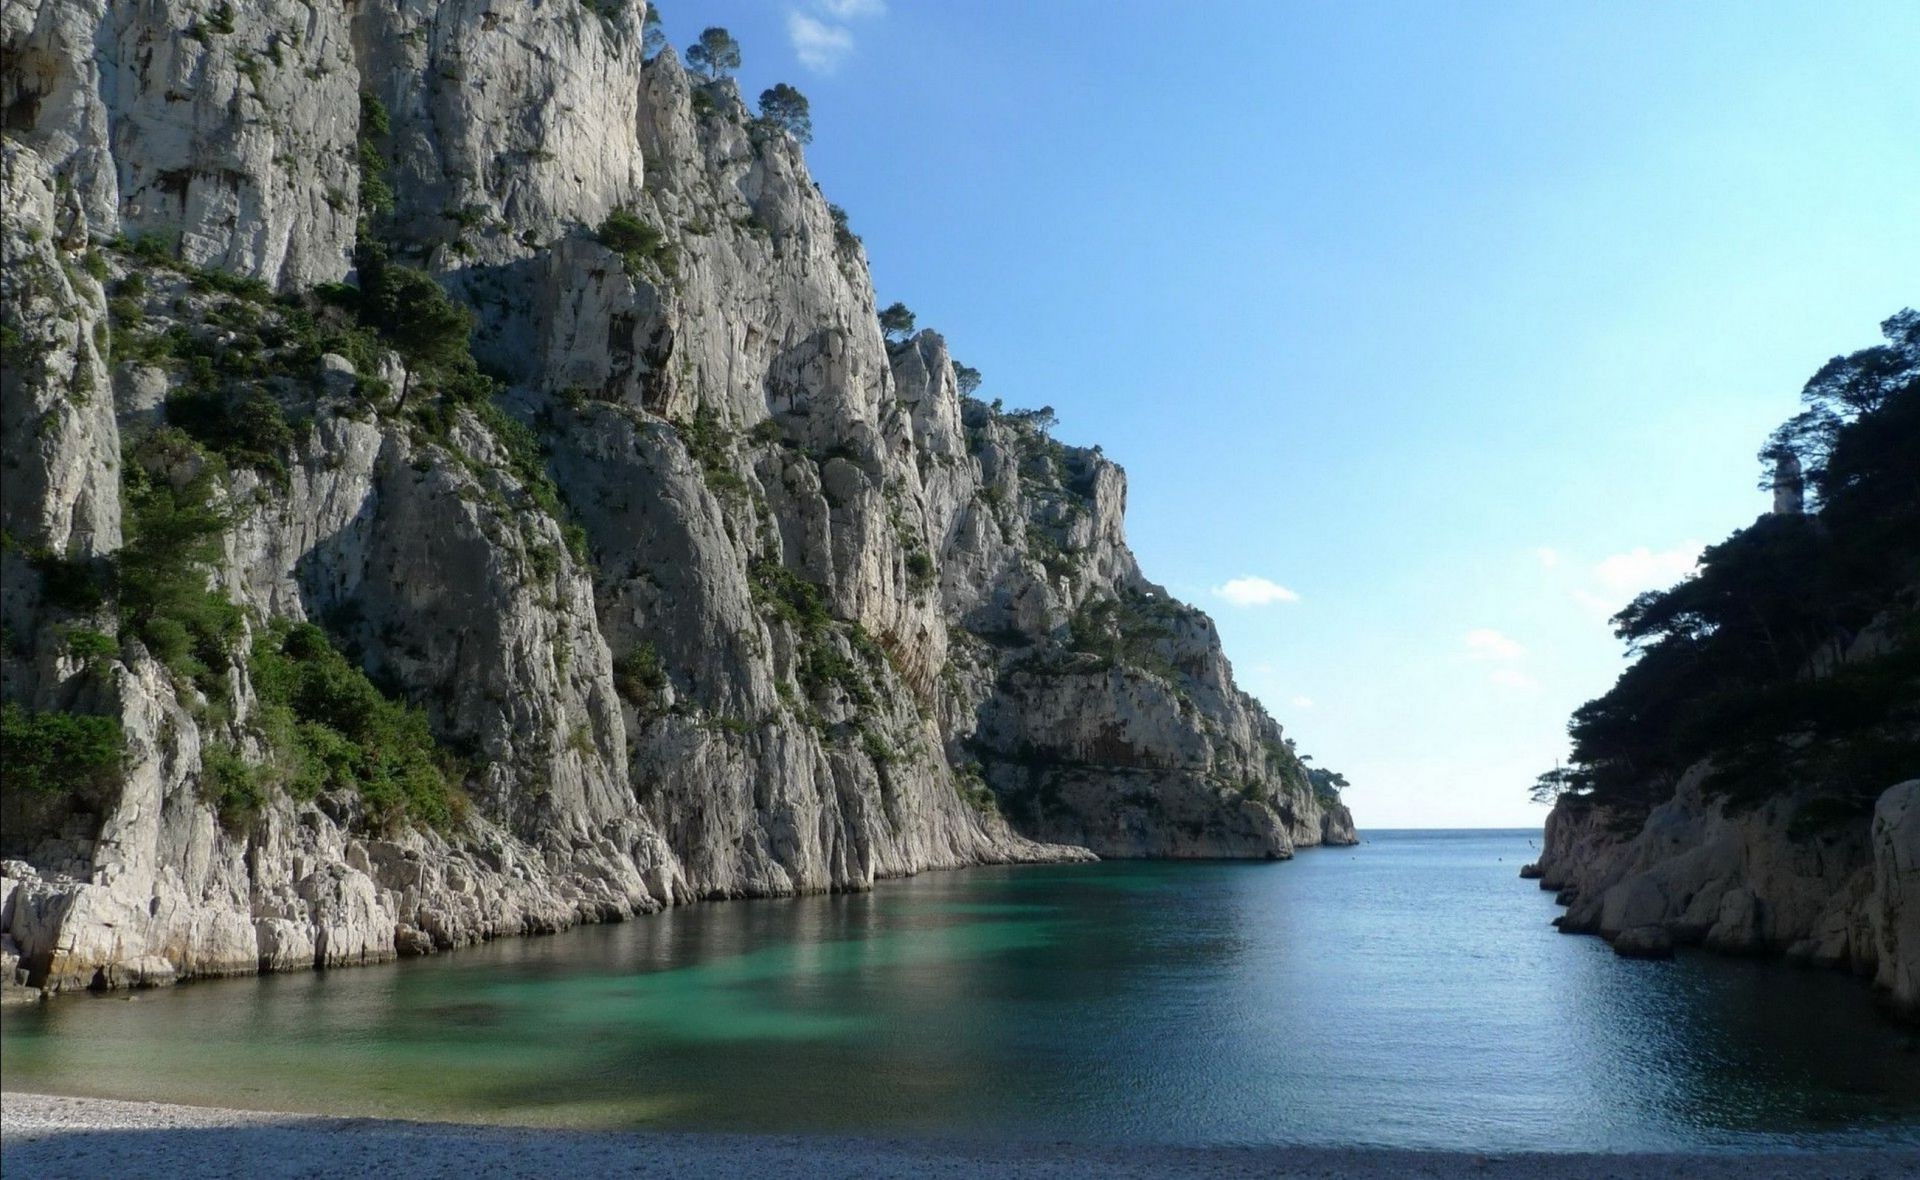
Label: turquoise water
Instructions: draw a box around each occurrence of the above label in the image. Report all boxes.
[4,830,1918,1150]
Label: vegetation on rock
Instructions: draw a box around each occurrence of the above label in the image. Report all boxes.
[1535,310,1919,826]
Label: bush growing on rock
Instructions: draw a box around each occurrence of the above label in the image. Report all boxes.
[117,430,245,700]
[249,621,463,829]
[597,208,676,279]
[0,703,124,799]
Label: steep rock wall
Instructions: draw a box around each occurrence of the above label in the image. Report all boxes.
[0,1,1351,997]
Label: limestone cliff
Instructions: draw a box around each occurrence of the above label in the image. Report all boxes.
[0,1,1353,996]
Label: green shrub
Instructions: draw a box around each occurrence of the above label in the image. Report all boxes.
[200,742,264,828]
[750,559,830,634]
[118,430,244,700]
[62,626,119,663]
[355,252,480,399]
[613,641,667,705]
[31,549,109,613]
[597,208,676,279]
[358,92,394,217]
[165,387,294,482]
[249,620,461,828]
[0,702,124,798]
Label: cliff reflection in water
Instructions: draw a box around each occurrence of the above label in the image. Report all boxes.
[4,832,1916,1150]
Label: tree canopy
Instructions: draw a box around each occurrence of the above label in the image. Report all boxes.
[757,84,812,144]
[953,362,982,396]
[1538,310,1920,826]
[878,302,915,341]
[686,26,740,79]
[641,4,666,57]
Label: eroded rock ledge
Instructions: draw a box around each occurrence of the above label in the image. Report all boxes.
[1525,774,1919,1020]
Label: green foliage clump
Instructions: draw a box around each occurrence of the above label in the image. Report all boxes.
[358,92,394,218]
[642,4,666,55]
[878,302,914,342]
[613,641,667,707]
[756,83,812,144]
[751,559,831,634]
[200,742,265,828]
[952,362,982,396]
[678,406,748,496]
[1306,766,1348,802]
[30,549,109,614]
[0,703,124,799]
[685,26,740,80]
[1543,310,1920,822]
[117,430,244,701]
[827,205,859,251]
[62,626,119,663]
[249,621,462,828]
[858,727,892,766]
[597,208,677,280]
[355,247,485,402]
[165,386,294,483]
[1066,592,1179,682]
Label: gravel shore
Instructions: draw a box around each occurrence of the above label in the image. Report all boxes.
[3,1092,1916,1179]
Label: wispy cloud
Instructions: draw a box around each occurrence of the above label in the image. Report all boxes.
[1289,695,1315,709]
[1464,628,1536,690]
[818,0,885,16]
[786,0,885,74]
[1533,546,1561,569]
[1464,628,1526,662]
[1212,576,1301,607]
[787,13,855,72]
[1573,542,1703,618]
[1488,667,1538,690]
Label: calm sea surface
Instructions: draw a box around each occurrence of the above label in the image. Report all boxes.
[4,830,1918,1150]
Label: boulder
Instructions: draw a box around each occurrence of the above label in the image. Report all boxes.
[1612,925,1675,960]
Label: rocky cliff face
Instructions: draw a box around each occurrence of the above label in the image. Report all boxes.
[1530,776,1920,1019]
[0,1,1352,996]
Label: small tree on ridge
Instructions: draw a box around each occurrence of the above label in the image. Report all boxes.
[686,26,740,80]
[758,83,813,144]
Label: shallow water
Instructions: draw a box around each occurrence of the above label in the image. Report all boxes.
[4,830,1917,1150]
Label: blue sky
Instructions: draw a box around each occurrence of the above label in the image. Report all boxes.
[661,1,1920,827]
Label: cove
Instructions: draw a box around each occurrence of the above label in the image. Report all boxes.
[4,831,1916,1151]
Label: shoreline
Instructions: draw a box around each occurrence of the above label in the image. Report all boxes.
[3,840,1365,1006]
[2,1093,1915,1179]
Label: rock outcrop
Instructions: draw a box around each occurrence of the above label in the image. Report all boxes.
[0,2,1353,996]
[1533,773,1919,1019]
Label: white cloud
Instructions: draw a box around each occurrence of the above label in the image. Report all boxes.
[1593,543,1702,596]
[1573,541,1703,618]
[1488,667,1538,690]
[1533,546,1561,569]
[1289,695,1315,709]
[787,0,885,73]
[1212,576,1301,607]
[787,12,855,72]
[1463,628,1526,662]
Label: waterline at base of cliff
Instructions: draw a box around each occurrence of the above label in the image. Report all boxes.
[7,839,1916,1152]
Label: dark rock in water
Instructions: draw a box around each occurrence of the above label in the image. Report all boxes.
[1555,887,1579,906]
[1613,925,1675,960]
[1518,862,1543,880]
